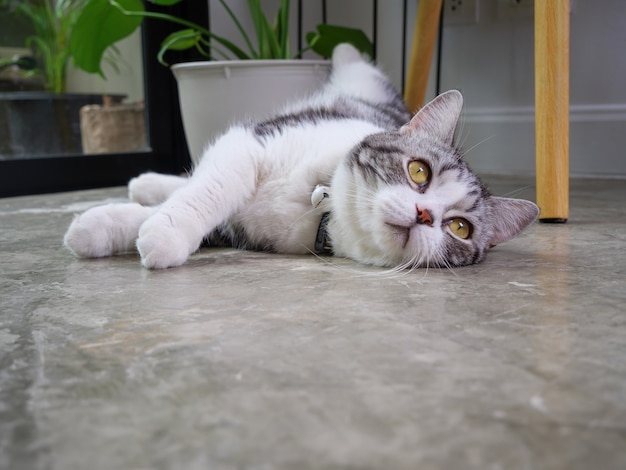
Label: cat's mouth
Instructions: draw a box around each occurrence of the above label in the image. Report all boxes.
[384,222,411,248]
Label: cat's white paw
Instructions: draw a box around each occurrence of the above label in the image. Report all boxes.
[64,206,118,258]
[129,172,187,206]
[136,214,192,269]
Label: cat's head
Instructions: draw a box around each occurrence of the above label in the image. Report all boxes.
[329,90,539,268]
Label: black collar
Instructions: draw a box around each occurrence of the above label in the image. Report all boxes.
[314,212,333,255]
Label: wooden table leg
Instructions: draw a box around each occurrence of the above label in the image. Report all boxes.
[535,0,570,223]
[404,0,443,113]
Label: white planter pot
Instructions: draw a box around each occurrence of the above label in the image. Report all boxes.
[171,60,331,164]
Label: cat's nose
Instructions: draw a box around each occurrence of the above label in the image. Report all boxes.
[416,205,433,226]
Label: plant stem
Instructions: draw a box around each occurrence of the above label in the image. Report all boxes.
[109,0,251,60]
[218,0,258,58]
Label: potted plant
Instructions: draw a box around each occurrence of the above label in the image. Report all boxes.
[70,0,373,162]
[0,0,128,156]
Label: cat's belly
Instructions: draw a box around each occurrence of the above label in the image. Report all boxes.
[228,198,325,254]
[219,120,383,253]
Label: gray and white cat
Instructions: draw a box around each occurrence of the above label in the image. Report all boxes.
[64,44,539,270]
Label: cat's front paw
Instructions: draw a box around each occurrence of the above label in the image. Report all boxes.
[129,172,187,206]
[136,214,193,269]
[64,206,118,258]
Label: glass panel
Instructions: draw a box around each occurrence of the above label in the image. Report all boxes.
[0,1,148,160]
[0,0,201,197]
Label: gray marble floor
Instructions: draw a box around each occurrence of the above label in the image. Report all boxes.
[1,177,625,470]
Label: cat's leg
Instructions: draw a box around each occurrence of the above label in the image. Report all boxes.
[136,128,260,269]
[128,172,189,206]
[64,203,157,258]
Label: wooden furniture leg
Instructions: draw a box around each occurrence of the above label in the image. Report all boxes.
[535,0,570,222]
[404,0,443,113]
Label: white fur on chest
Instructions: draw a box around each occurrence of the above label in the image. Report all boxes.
[231,119,382,252]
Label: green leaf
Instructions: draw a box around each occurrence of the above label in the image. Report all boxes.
[218,0,257,58]
[306,24,373,59]
[70,0,144,77]
[157,29,202,65]
[161,29,202,51]
[247,0,269,58]
[149,0,184,5]
[158,29,253,63]
[259,11,281,58]
[275,0,290,58]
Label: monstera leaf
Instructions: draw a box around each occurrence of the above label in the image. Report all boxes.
[70,0,145,76]
[306,25,373,59]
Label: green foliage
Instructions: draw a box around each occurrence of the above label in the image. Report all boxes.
[4,0,373,91]
[306,25,374,59]
[70,0,374,76]
[12,0,87,93]
[69,0,143,75]
[3,0,128,93]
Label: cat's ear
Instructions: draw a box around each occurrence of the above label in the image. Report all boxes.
[402,90,463,145]
[488,197,540,247]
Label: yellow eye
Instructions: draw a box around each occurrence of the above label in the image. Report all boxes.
[449,218,472,239]
[408,161,430,186]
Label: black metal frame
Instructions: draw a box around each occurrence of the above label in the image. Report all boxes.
[0,1,208,198]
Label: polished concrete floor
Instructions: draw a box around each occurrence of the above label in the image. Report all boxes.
[1,176,625,470]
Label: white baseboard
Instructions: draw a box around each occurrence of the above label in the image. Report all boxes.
[459,104,626,178]
[464,103,626,123]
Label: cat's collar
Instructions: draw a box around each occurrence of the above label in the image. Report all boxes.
[315,212,333,255]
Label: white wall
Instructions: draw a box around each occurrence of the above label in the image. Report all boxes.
[66,30,144,103]
[210,0,626,177]
[68,0,624,177]
[436,0,626,178]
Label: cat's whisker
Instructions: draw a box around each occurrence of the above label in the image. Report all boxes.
[297,243,372,278]
[286,205,323,231]
[434,248,458,276]
[371,253,426,279]
[454,115,469,150]
[358,263,413,279]
[500,185,535,198]
[459,134,496,160]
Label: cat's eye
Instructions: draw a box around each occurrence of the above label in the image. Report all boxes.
[448,218,472,239]
[408,161,431,186]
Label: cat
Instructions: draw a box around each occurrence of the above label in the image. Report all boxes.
[64,44,539,270]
